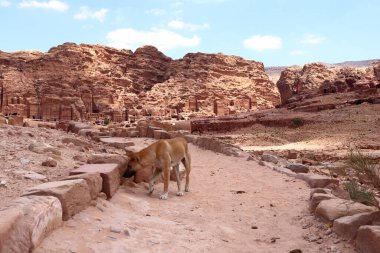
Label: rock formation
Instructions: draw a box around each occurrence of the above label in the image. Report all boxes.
[276,62,380,105]
[0,43,279,122]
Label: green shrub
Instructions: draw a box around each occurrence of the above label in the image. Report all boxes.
[343,181,379,207]
[291,117,304,127]
[103,118,110,125]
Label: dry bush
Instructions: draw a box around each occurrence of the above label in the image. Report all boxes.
[345,146,380,191]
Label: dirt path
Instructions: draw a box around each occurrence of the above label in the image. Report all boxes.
[34,144,354,253]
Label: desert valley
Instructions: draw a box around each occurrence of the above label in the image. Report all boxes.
[0,43,380,253]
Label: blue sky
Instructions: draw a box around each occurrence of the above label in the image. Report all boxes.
[0,0,379,66]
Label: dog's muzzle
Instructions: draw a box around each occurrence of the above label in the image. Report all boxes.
[123,167,136,178]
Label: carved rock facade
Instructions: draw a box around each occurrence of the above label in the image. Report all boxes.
[0,43,279,121]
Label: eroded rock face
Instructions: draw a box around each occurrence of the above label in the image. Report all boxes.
[0,43,279,121]
[276,62,379,104]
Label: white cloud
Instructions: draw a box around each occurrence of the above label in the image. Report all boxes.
[290,50,307,56]
[18,0,69,12]
[243,35,282,51]
[106,28,200,52]
[74,6,109,22]
[168,20,210,31]
[301,34,326,45]
[0,0,11,7]
[146,8,167,16]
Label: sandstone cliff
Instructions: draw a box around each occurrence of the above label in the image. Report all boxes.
[276,62,379,105]
[0,43,279,122]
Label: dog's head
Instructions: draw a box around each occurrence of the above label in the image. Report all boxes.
[123,150,143,178]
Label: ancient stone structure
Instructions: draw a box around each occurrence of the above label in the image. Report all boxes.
[0,43,279,122]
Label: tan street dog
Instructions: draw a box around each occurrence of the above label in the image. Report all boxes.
[124,137,191,200]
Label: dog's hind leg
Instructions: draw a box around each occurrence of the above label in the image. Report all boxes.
[148,168,161,195]
[182,153,191,192]
[173,164,183,196]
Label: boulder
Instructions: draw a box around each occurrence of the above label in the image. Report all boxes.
[333,211,380,240]
[356,225,380,253]
[28,142,61,155]
[315,198,378,221]
[41,158,58,167]
[22,179,91,221]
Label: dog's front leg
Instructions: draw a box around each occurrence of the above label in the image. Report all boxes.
[148,168,161,195]
[160,163,170,200]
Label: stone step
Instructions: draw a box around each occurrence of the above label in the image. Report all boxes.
[70,163,121,198]
[0,195,62,252]
[356,225,380,253]
[22,179,91,221]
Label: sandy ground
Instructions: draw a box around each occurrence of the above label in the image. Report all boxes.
[34,142,353,253]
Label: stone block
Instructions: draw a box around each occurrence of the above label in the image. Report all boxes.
[261,153,279,164]
[296,173,338,188]
[2,195,62,249]
[356,225,380,253]
[137,125,148,137]
[68,121,92,134]
[99,137,135,149]
[0,209,30,253]
[183,134,198,144]
[61,137,92,148]
[147,126,162,138]
[0,196,62,251]
[128,130,139,137]
[160,131,171,139]
[87,153,128,176]
[287,150,298,159]
[309,193,336,212]
[22,179,91,221]
[8,116,24,126]
[61,173,102,200]
[70,164,120,198]
[0,115,7,125]
[286,163,309,173]
[315,198,378,221]
[153,130,170,139]
[333,211,380,240]
[309,188,332,198]
[56,121,70,131]
[273,167,297,177]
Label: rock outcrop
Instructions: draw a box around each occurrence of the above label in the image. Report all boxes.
[0,43,279,121]
[276,62,380,105]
